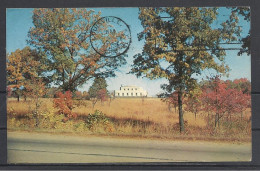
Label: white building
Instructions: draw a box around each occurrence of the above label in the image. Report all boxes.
[115,85,148,97]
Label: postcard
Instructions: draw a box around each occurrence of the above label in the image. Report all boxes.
[6,7,251,163]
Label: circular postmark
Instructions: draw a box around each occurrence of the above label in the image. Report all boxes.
[90,16,131,57]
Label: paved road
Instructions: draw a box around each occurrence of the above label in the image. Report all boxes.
[7,132,251,163]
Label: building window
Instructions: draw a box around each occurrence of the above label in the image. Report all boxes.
[127,93,128,96]
[132,88,133,90]
[122,93,124,96]
[128,88,129,90]
[124,89,125,90]
[131,93,133,96]
[136,93,138,96]
[118,93,120,96]
[140,93,142,96]
[135,88,137,90]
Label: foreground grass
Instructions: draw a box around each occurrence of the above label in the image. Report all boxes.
[7,98,251,143]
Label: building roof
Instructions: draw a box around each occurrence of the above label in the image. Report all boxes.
[121,85,140,88]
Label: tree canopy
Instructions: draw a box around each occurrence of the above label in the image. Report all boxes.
[131,7,244,132]
[88,77,108,107]
[28,8,127,92]
[7,46,47,101]
[231,7,250,55]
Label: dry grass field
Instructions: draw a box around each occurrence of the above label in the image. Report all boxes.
[75,98,207,126]
[7,97,251,142]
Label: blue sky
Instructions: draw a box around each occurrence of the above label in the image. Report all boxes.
[6,8,251,96]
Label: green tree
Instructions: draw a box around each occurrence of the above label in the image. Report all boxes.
[230,7,250,55]
[28,8,127,92]
[88,77,108,108]
[131,7,241,133]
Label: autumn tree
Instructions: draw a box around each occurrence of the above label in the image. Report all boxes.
[131,7,241,132]
[200,83,213,126]
[159,91,178,113]
[224,88,250,121]
[25,77,46,127]
[201,76,228,127]
[226,78,251,94]
[88,77,108,108]
[199,76,250,128]
[53,91,76,122]
[7,46,47,101]
[97,89,108,105]
[184,87,202,120]
[28,8,127,92]
[224,78,251,119]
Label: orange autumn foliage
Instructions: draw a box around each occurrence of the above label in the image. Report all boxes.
[53,91,77,121]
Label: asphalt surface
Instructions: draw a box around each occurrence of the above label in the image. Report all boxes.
[7,132,251,163]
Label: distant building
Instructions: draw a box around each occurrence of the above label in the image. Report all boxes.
[115,85,148,97]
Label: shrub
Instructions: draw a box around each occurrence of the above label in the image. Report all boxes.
[41,106,65,129]
[53,91,77,121]
[85,110,114,132]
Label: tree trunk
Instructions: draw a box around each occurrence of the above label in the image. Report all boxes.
[214,113,220,128]
[35,111,39,127]
[17,95,20,102]
[178,90,185,133]
[214,114,217,128]
[218,113,220,127]
[208,112,210,126]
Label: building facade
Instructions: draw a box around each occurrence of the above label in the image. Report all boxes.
[115,85,148,97]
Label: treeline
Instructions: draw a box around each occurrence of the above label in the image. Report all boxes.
[165,76,251,129]
[7,76,113,110]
